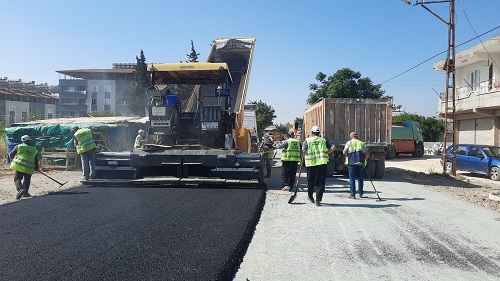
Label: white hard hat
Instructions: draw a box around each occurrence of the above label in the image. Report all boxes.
[21,135,31,142]
[264,133,269,138]
[311,126,320,133]
[138,129,145,134]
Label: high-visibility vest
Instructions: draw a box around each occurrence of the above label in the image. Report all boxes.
[134,134,143,149]
[304,136,329,167]
[345,139,366,165]
[281,138,301,162]
[74,128,97,154]
[10,143,37,174]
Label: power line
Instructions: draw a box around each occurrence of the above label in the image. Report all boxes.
[457,0,499,70]
[381,25,500,85]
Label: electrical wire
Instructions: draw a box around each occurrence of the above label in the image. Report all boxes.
[381,25,500,85]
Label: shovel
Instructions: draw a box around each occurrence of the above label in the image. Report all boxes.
[38,171,68,187]
[288,157,304,204]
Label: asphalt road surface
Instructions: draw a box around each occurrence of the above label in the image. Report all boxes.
[0,185,265,280]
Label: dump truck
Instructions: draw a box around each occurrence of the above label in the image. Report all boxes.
[303,98,392,179]
[386,120,425,158]
[89,37,264,187]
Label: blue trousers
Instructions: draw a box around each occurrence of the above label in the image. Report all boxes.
[80,151,96,179]
[348,165,364,196]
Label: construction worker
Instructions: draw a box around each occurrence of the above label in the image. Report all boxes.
[343,132,368,199]
[71,126,97,181]
[275,132,301,191]
[10,135,39,200]
[263,133,274,178]
[302,126,335,206]
[135,129,145,149]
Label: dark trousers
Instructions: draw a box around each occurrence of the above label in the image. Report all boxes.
[281,161,298,187]
[14,171,32,192]
[307,164,327,202]
[348,165,364,196]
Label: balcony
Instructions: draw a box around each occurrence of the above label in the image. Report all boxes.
[438,77,500,117]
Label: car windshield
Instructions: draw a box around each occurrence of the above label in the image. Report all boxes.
[481,146,500,157]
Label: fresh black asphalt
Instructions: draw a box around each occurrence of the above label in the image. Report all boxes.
[0,185,266,280]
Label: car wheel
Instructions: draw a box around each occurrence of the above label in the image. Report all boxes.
[490,167,500,181]
[445,161,452,174]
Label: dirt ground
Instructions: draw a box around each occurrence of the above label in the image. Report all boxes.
[1,155,500,213]
[0,168,82,206]
[385,154,500,213]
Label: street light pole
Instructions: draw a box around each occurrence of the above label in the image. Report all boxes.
[402,0,456,175]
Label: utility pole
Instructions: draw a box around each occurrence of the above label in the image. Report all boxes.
[402,0,456,175]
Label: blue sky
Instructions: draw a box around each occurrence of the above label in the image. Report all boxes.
[1,0,499,124]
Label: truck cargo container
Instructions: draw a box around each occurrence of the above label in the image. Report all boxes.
[303,98,392,179]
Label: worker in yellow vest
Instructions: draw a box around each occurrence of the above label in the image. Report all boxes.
[134,129,145,149]
[10,135,40,200]
[275,132,301,191]
[343,132,368,199]
[71,126,97,181]
[302,126,335,206]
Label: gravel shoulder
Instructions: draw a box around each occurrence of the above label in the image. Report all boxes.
[385,154,500,213]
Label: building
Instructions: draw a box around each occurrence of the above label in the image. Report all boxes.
[56,63,136,117]
[434,35,500,146]
[0,78,58,124]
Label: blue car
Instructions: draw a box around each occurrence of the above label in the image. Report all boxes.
[443,144,500,181]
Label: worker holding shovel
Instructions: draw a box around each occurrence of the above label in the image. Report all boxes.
[9,135,40,200]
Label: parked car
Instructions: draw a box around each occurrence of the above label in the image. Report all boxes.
[442,144,500,180]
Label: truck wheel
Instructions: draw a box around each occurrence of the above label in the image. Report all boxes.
[365,160,376,179]
[386,145,396,159]
[412,144,425,158]
[490,167,500,181]
[326,161,335,178]
[374,160,385,179]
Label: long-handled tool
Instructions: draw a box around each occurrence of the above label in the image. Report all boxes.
[364,165,384,202]
[38,171,68,187]
[288,157,304,204]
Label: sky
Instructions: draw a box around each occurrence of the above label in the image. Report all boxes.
[1,0,499,125]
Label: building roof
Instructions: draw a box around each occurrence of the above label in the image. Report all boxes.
[57,68,134,80]
[433,35,500,71]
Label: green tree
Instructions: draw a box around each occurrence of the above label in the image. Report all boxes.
[186,40,199,63]
[172,40,200,111]
[90,111,122,117]
[276,123,289,134]
[393,113,444,142]
[249,100,276,137]
[123,50,149,116]
[27,110,43,121]
[307,68,388,105]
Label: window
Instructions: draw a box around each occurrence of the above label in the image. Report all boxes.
[456,146,466,155]
[104,85,111,93]
[467,146,480,157]
[470,70,481,91]
[105,98,111,105]
[92,98,97,105]
[91,85,98,93]
[69,86,75,92]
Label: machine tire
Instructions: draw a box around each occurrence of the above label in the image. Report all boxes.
[412,144,425,158]
[490,167,500,181]
[365,159,376,179]
[374,160,385,179]
[386,145,397,159]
